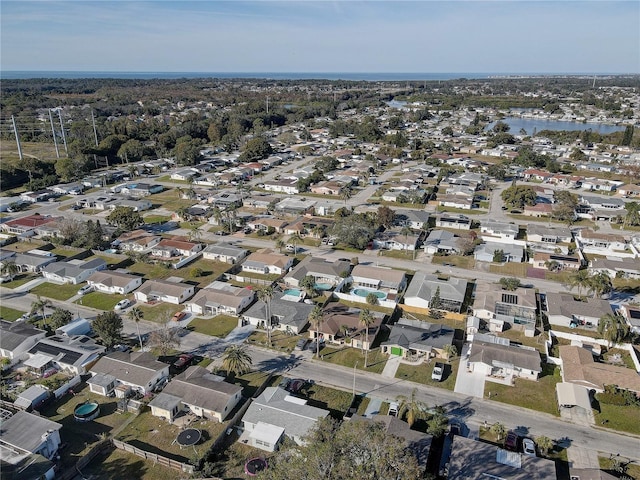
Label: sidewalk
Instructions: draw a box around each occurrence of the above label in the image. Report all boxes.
[13,277,45,293]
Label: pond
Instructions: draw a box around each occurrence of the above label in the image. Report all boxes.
[488,117,625,135]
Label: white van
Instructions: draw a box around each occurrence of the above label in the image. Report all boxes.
[388,402,399,417]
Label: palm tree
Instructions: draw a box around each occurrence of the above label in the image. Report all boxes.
[1,261,20,282]
[128,307,144,350]
[359,309,375,368]
[30,295,52,323]
[400,225,413,254]
[308,305,324,358]
[598,313,629,348]
[340,185,353,206]
[490,422,507,441]
[257,286,274,346]
[589,271,612,299]
[567,269,590,298]
[222,345,252,379]
[442,344,458,361]
[365,292,379,306]
[127,165,138,178]
[188,224,202,243]
[299,275,316,298]
[536,435,554,455]
[275,238,285,253]
[396,388,427,427]
[175,186,185,199]
[211,206,223,227]
[289,232,303,255]
[624,201,640,228]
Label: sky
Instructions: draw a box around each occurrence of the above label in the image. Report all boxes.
[1,0,639,74]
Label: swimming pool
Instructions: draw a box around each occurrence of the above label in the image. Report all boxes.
[352,288,387,300]
[284,289,303,297]
[315,283,333,291]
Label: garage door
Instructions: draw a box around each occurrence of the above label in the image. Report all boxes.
[390,347,403,356]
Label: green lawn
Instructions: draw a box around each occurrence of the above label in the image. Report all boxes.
[485,364,561,416]
[432,255,476,270]
[30,281,81,300]
[127,258,231,287]
[0,305,25,321]
[115,409,222,463]
[147,189,195,211]
[488,262,528,277]
[179,221,204,229]
[317,346,388,374]
[379,249,418,260]
[395,358,460,391]
[83,446,179,480]
[142,214,171,224]
[76,292,127,310]
[246,330,301,353]
[305,383,358,419]
[594,403,640,435]
[188,315,238,338]
[437,206,486,215]
[137,303,184,323]
[231,371,281,398]
[599,456,640,480]
[0,273,38,289]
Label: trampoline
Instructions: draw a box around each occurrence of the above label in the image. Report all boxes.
[245,457,268,476]
[176,428,201,448]
[74,402,100,422]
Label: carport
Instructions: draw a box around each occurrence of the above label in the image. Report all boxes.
[556,382,594,426]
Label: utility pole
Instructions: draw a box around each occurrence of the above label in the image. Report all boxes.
[11,116,24,162]
[91,110,99,146]
[266,96,269,114]
[57,109,69,157]
[48,109,60,158]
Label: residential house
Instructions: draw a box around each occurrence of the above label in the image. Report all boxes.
[373,229,421,251]
[120,183,163,197]
[88,351,169,397]
[20,190,54,204]
[283,256,350,290]
[545,293,613,329]
[86,270,143,295]
[577,195,625,221]
[617,304,640,335]
[242,292,315,334]
[241,386,329,451]
[472,284,538,332]
[284,216,335,238]
[202,243,249,264]
[246,217,289,234]
[351,264,406,294]
[575,229,633,257]
[396,210,431,230]
[313,199,344,216]
[559,345,640,394]
[480,221,519,242]
[468,338,542,382]
[434,213,472,230]
[438,192,474,210]
[42,258,107,285]
[0,320,47,367]
[134,279,195,305]
[207,191,244,209]
[589,256,640,279]
[526,224,573,244]
[274,197,316,215]
[422,230,464,255]
[1,214,61,236]
[149,366,242,422]
[403,271,468,313]
[523,203,553,217]
[115,229,161,252]
[186,281,255,316]
[523,168,553,182]
[382,318,455,361]
[474,241,524,263]
[241,249,294,276]
[0,410,62,461]
[263,178,300,194]
[150,238,203,259]
[530,252,581,271]
[617,183,640,198]
[0,249,57,274]
[309,304,384,349]
[580,178,621,193]
[447,435,556,480]
[310,180,347,195]
[26,335,105,375]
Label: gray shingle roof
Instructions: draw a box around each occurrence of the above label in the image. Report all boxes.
[404,271,468,305]
[90,351,166,388]
[243,294,315,330]
[383,319,454,352]
[0,320,45,352]
[0,411,61,453]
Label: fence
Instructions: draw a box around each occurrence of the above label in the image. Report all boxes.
[112,439,195,474]
[229,274,276,287]
[173,251,203,269]
[53,375,81,399]
[57,439,112,480]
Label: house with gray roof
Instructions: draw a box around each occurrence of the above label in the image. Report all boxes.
[526,224,573,244]
[589,256,640,280]
[472,283,538,332]
[351,264,406,293]
[86,270,143,295]
[0,410,62,460]
[88,351,169,397]
[403,271,468,313]
[42,257,106,284]
[202,242,249,264]
[468,340,542,382]
[480,221,519,242]
[133,278,195,305]
[474,241,523,263]
[0,320,46,367]
[545,293,613,329]
[422,229,463,255]
[283,256,350,289]
[434,213,472,230]
[241,386,329,452]
[241,248,294,276]
[26,335,105,375]
[395,210,431,230]
[149,366,242,423]
[0,249,57,274]
[382,318,455,361]
[242,292,315,334]
[186,282,255,316]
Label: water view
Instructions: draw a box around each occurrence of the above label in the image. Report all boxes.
[490,117,626,135]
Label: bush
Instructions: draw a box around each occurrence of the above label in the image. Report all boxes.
[597,385,636,406]
[597,392,627,406]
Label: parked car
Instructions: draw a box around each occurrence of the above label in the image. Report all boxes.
[522,438,536,456]
[77,284,93,296]
[432,362,444,382]
[43,367,58,378]
[388,402,399,417]
[504,431,520,451]
[173,354,194,369]
[114,299,131,311]
[172,311,187,322]
[285,378,306,393]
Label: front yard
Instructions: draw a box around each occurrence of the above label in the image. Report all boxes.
[432,255,476,270]
[127,258,231,287]
[246,329,301,353]
[594,402,640,435]
[317,345,388,375]
[0,305,25,321]
[76,292,127,310]
[488,262,528,277]
[137,302,184,323]
[395,357,460,391]
[30,281,81,300]
[0,273,38,289]
[188,315,238,338]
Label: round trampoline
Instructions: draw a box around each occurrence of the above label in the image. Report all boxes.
[245,457,268,476]
[74,402,100,422]
[176,428,201,448]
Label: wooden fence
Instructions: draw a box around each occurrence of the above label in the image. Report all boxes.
[111,439,195,474]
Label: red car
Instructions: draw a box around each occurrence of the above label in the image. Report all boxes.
[173,354,194,369]
[172,311,187,322]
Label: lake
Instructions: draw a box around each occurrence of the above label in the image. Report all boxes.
[489,117,625,134]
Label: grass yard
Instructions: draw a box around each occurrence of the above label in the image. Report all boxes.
[0,305,25,321]
[484,364,561,416]
[230,370,281,398]
[30,281,81,301]
[305,383,358,419]
[188,315,238,338]
[137,302,183,323]
[246,330,301,353]
[142,214,171,224]
[40,382,132,470]
[379,249,418,260]
[437,206,486,215]
[499,328,547,354]
[489,262,528,277]
[599,456,640,480]
[432,255,476,270]
[49,246,86,258]
[116,410,222,463]
[317,346,388,374]
[550,325,603,340]
[147,190,195,211]
[594,403,640,435]
[179,221,204,229]
[76,292,127,311]
[203,442,273,479]
[395,358,460,391]
[128,259,231,287]
[0,273,39,289]
[82,446,178,480]
[126,262,173,279]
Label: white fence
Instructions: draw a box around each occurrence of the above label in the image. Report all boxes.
[173,251,202,269]
[53,375,81,399]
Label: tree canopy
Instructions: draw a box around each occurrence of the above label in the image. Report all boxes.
[500,184,537,210]
[92,311,123,348]
[106,206,143,231]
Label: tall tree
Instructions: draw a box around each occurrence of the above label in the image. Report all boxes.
[288,232,303,255]
[624,201,640,228]
[128,307,144,350]
[589,271,612,298]
[30,295,53,323]
[499,277,521,291]
[0,261,20,282]
[308,305,324,358]
[340,185,353,206]
[430,286,442,310]
[536,436,554,455]
[149,319,181,356]
[257,286,275,346]
[221,345,252,379]
[48,308,73,330]
[598,314,629,348]
[396,388,427,427]
[359,308,375,367]
[377,205,396,228]
[300,275,317,298]
[93,311,123,348]
[366,292,379,306]
[106,206,143,231]
[567,269,591,298]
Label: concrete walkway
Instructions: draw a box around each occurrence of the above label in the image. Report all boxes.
[453,358,486,398]
[13,277,45,293]
[568,446,601,469]
[381,355,402,378]
[363,394,383,418]
[225,324,255,344]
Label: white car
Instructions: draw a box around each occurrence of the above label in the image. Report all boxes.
[522,438,536,457]
[114,299,131,311]
[77,285,93,296]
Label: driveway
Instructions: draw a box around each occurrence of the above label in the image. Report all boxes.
[454,357,486,398]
